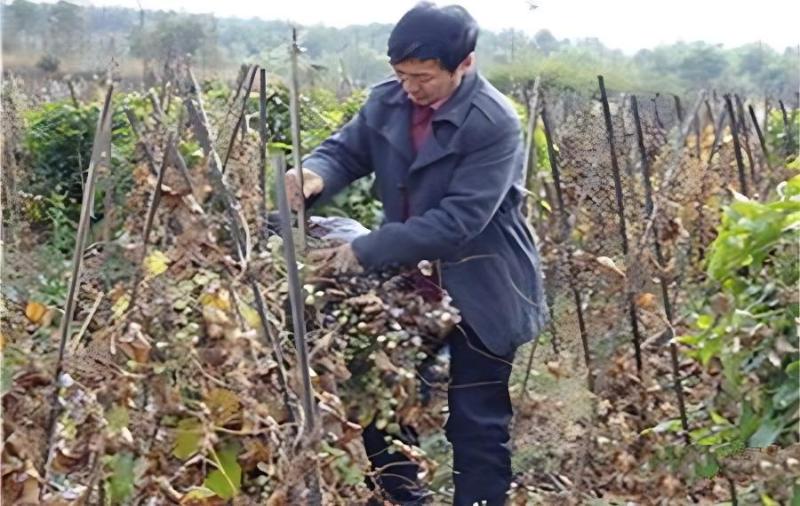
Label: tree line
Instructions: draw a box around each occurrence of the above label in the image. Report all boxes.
[2,0,798,99]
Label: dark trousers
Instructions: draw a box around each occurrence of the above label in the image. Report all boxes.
[363,325,515,505]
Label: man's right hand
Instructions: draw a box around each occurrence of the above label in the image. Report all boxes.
[285,168,324,212]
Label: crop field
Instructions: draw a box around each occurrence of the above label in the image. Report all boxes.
[1,5,799,505]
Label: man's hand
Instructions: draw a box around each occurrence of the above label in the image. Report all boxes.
[309,243,363,275]
[285,168,324,212]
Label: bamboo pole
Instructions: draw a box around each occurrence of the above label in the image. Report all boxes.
[42,85,114,487]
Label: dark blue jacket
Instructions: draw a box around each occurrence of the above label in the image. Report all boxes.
[304,72,548,356]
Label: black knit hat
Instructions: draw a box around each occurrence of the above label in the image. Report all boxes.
[388,2,479,72]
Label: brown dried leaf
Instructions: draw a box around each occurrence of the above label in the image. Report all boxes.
[24,301,47,324]
[596,256,626,278]
[545,360,565,379]
[205,388,241,426]
[614,451,637,473]
[634,292,657,310]
[121,340,151,363]
[17,476,40,505]
[372,351,399,374]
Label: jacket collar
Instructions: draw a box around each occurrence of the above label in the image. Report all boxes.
[371,72,482,169]
[381,71,481,126]
[431,71,480,127]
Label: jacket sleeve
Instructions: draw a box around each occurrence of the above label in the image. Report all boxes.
[302,108,373,206]
[351,124,521,269]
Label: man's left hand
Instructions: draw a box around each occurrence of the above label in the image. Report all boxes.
[309,243,363,275]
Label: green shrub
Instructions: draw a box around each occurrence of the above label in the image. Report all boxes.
[654,175,800,500]
[765,107,799,163]
[23,98,139,221]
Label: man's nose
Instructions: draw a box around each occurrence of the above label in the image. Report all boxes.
[402,79,419,95]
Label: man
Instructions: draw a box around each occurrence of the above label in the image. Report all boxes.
[286,3,548,504]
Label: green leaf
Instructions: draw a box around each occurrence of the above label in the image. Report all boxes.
[267,141,291,153]
[112,295,130,319]
[705,187,800,281]
[337,454,364,486]
[182,487,218,500]
[773,381,800,410]
[790,483,800,506]
[715,439,746,459]
[106,405,129,432]
[173,418,204,460]
[0,363,14,396]
[203,444,242,500]
[738,402,761,440]
[0,348,26,396]
[784,174,800,198]
[696,430,725,446]
[104,452,136,503]
[697,334,724,366]
[694,453,719,478]
[696,314,714,330]
[641,418,682,435]
[144,250,170,277]
[748,417,783,447]
[689,426,712,443]
[320,440,346,457]
[320,441,363,486]
[710,411,732,426]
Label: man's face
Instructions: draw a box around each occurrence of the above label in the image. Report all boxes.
[392,54,473,106]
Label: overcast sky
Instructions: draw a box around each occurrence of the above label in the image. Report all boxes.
[46,0,800,54]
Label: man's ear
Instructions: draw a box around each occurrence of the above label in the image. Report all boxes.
[458,52,476,73]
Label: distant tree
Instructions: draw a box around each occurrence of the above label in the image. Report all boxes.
[678,43,728,87]
[573,37,610,57]
[129,15,214,63]
[35,54,60,73]
[736,43,768,76]
[1,0,796,99]
[48,1,87,59]
[534,29,559,55]
[86,5,139,34]
[6,0,39,29]
[2,0,44,51]
[303,25,346,58]
[340,45,391,85]
[760,52,799,100]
